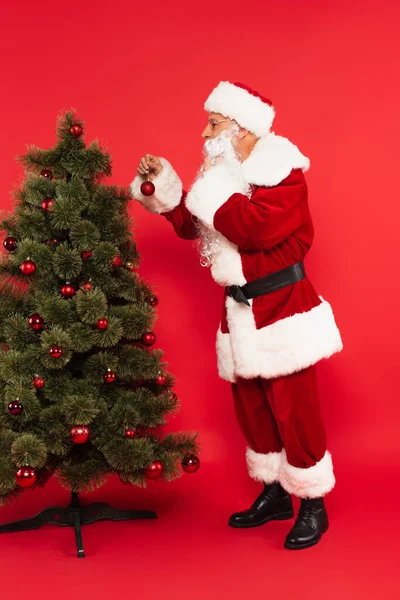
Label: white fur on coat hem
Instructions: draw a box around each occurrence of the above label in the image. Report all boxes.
[246,448,283,484]
[216,296,343,382]
[216,327,237,382]
[130,157,182,214]
[279,450,336,498]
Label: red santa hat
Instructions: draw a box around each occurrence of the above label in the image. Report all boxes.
[204,81,275,138]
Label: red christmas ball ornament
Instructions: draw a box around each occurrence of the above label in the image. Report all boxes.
[41,198,54,212]
[70,123,83,137]
[3,236,17,252]
[144,460,163,480]
[124,428,136,439]
[170,391,178,401]
[61,283,76,297]
[28,313,45,331]
[141,332,156,347]
[20,259,36,275]
[40,169,53,179]
[16,466,37,488]
[112,255,123,268]
[49,345,63,359]
[8,400,23,416]
[70,425,90,444]
[81,250,92,260]
[148,295,158,307]
[104,368,116,383]
[45,238,59,246]
[182,454,200,474]
[140,180,155,197]
[32,376,45,389]
[125,261,135,272]
[96,318,108,330]
[155,373,167,386]
[134,425,146,437]
[132,379,144,390]
[81,281,93,291]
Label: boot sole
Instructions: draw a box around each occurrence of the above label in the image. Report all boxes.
[228,510,294,529]
[284,520,329,550]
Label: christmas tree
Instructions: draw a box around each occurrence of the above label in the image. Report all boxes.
[0,111,199,507]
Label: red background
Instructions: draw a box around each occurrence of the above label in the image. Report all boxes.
[0,1,399,598]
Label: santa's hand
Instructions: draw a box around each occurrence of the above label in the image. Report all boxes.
[137,154,163,180]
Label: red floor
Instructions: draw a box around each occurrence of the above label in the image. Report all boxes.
[0,459,397,600]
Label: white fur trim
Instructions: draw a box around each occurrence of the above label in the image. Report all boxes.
[216,327,236,383]
[205,81,275,138]
[246,448,283,484]
[130,158,182,214]
[280,450,335,498]
[207,233,246,287]
[216,296,343,381]
[186,164,248,230]
[242,133,310,188]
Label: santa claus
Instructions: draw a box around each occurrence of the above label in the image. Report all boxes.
[130,81,343,550]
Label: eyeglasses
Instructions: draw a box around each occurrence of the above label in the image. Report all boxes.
[208,117,230,130]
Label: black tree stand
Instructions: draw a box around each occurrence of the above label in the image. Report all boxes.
[0,492,157,558]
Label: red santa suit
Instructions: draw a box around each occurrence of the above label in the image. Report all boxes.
[130,82,343,499]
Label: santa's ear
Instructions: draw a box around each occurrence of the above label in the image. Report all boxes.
[237,127,250,140]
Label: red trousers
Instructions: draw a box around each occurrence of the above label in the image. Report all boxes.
[231,364,327,469]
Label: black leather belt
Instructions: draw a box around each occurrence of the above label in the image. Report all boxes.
[226,261,306,306]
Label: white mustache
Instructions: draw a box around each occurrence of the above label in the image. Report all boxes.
[203,126,240,165]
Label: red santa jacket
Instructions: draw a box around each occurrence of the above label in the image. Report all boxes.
[130,134,342,382]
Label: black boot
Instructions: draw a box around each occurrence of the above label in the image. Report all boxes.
[284,497,329,550]
[228,483,294,528]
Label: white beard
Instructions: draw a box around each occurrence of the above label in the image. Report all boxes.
[188,126,251,280]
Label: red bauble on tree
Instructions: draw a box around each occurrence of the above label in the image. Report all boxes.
[141,332,156,347]
[155,373,167,386]
[170,391,178,402]
[104,368,116,383]
[112,255,122,268]
[49,345,63,358]
[124,428,136,439]
[70,123,83,137]
[28,313,45,331]
[41,198,53,212]
[132,379,144,390]
[148,295,158,307]
[20,259,36,275]
[8,400,23,416]
[32,376,45,389]
[3,236,17,252]
[81,250,92,260]
[135,425,148,438]
[182,454,200,474]
[61,283,76,297]
[144,460,163,480]
[40,169,53,179]
[70,425,90,444]
[45,238,59,246]
[16,466,37,488]
[125,261,135,272]
[96,318,108,330]
[140,180,155,197]
[81,281,93,291]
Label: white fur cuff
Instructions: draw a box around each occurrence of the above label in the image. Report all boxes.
[279,450,336,499]
[246,448,283,484]
[130,157,182,214]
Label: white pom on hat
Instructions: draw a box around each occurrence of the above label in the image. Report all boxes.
[204,81,275,138]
